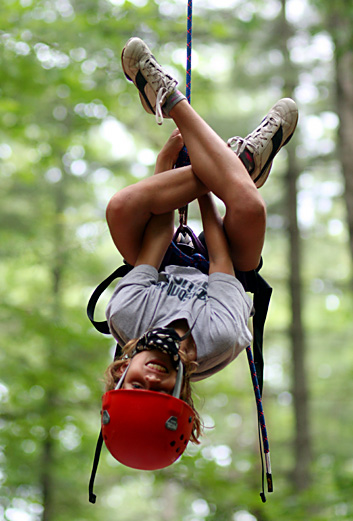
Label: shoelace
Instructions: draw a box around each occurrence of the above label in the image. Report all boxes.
[156,88,167,125]
[228,115,280,155]
[144,58,177,125]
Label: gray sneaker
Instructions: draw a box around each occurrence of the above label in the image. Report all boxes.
[121,37,178,125]
[228,98,298,187]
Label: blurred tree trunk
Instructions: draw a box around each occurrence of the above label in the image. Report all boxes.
[41,175,67,521]
[333,26,353,278]
[286,144,312,490]
[279,0,312,491]
[41,422,54,521]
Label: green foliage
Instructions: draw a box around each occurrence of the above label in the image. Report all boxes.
[1,0,353,520]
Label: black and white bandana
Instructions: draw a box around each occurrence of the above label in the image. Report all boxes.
[132,327,183,369]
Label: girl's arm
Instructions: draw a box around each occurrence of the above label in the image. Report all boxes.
[154,128,184,174]
[198,194,235,276]
[134,212,174,269]
[135,129,184,269]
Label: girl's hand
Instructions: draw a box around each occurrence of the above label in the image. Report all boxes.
[154,128,184,174]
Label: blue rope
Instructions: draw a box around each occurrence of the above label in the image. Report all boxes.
[176,2,273,498]
[186,0,193,104]
[176,0,193,224]
[246,346,273,499]
[246,346,269,453]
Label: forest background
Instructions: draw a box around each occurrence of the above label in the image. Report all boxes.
[1,0,353,520]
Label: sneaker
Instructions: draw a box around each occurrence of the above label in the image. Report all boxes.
[121,37,178,125]
[227,98,298,187]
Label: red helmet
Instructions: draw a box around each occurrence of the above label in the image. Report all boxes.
[101,388,194,470]
[101,327,195,470]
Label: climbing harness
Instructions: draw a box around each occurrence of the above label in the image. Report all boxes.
[88,0,273,504]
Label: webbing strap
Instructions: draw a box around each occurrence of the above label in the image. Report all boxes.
[86,264,132,503]
[246,271,273,499]
[87,264,129,505]
[88,430,103,504]
[252,272,273,394]
[87,264,132,334]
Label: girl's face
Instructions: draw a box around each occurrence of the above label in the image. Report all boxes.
[120,349,178,395]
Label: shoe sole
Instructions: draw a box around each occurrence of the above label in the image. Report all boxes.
[121,40,161,117]
[253,101,298,187]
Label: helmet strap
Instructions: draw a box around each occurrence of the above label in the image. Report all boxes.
[172,359,184,398]
[114,364,130,390]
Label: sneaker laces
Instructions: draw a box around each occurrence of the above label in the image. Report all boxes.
[228,115,280,155]
[156,88,168,125]
[143,58,177,125]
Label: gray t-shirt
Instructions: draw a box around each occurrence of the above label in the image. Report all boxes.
[106,264,253,381]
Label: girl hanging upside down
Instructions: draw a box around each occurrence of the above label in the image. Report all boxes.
[103,37,298,446]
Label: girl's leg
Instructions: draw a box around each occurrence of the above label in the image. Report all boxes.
[107,127,209,266]
[107,101,266,271]
[169,100,266,271]
[111,38,298,270]
[107,132,263,271]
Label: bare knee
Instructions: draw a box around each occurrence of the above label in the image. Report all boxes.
[106,192,124,229]
[224,190,267,271]
[247,193,267,227]
[106,186,152,264]
[238,192,267,240]
[106,186,144,229]
[226,184,266,225]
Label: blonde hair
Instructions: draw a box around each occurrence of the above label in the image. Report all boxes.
[104,337,203,443]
